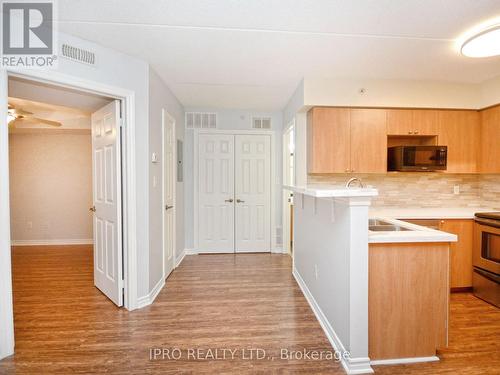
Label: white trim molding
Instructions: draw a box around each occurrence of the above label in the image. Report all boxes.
[293,267,374,375]
[175,250,187,268]
[3,70,138,313]
[137,278,165,309]
[11,239,93,246]
[370,356,439,366]
[0,69,15,361]
[271,247,286,254]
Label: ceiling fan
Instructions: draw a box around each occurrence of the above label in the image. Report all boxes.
[7,104,62,128]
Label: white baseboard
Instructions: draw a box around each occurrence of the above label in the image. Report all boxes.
[11,239,93,246]
[370,356,439,366]
[175,250,186,267]
[184,248,198,255]
[271,247,286,254]
[293,267,374,375]
[137,277,165,309]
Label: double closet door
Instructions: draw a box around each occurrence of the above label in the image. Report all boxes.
[198,133,271,253]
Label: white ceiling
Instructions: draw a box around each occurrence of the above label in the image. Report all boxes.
[9,78,111,112]
[57,0,500,110]
[8,97,91,131]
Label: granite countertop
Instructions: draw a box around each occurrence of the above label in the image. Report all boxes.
[283,184,378,198]
[368,217,458,244]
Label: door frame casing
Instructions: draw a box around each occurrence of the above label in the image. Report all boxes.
[161,109,176,278]
[193,129,277,253]
[0,69,138,358]
[282,119,295,256]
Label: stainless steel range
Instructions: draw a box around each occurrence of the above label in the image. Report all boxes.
[473,212,500,307]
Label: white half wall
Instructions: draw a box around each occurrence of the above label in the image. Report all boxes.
[9,132,92,245]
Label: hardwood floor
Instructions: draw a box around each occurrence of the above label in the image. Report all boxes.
[1,245,499,374]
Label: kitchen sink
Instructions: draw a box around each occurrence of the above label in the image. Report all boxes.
[369,224,411,232]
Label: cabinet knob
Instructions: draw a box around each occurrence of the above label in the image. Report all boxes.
[345,169,350,173]
[408,131,413,135]
[414,130,419,134]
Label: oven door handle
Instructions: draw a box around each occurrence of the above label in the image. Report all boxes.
[474,268,500,284]
[474,217,500,229]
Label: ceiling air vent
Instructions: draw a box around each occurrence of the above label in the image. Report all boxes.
[185,112,217,129]
[61,44,96,66]
[252,117,271,129]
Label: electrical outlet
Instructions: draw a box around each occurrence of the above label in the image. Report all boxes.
[453,185,460,195]
[314,264,319,280]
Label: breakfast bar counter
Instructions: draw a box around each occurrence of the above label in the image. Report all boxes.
[285,184,457,373]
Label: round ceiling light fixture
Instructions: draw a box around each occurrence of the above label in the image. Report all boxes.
[461,23,500,58]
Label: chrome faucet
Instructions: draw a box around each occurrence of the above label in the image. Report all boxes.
[346,177,364,188]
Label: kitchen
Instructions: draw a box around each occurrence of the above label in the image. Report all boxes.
[284,103,499,373]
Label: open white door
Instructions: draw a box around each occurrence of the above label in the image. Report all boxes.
[163,111,175,278]
[91,100,123,306]
[234,135,271,252]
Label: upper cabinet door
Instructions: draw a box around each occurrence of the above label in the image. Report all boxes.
[350,109,387,173]
[307,107,350,173]
[386,109,413,135]
[438,110,479,173]
[387,109,439,136]
[480,105,500,173]
[412,110,439,135]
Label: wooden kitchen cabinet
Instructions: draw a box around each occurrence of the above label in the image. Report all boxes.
[402,218,474,290]
[307,107,387,173]
[439,219,474,289]
[438,110,480,173]
[307,107,350,173]
[387,109,439,136]
[386,109,413,135]
[350,109,387,173]
[479,105,500,173]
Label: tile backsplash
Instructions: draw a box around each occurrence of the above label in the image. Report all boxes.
[308,173,500,210]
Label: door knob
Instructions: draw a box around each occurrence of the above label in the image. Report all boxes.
[225,198,234,203]
[89,206,96,212]
[165,205,174,210]
[236,199,245,203]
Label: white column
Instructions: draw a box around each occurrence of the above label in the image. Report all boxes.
[343,197,372,374]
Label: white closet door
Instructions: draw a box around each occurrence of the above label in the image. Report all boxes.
[91,100,123,306]
[198,134,235,253]
[234,135,271,252]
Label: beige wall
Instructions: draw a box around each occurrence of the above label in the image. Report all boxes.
[9,132,93,244]
[303,78,482,109]
[309,173,500,210]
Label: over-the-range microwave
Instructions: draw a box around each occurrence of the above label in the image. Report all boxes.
[387,145,447,171]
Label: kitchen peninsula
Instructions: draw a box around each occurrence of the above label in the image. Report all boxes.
[287,185,457,374]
